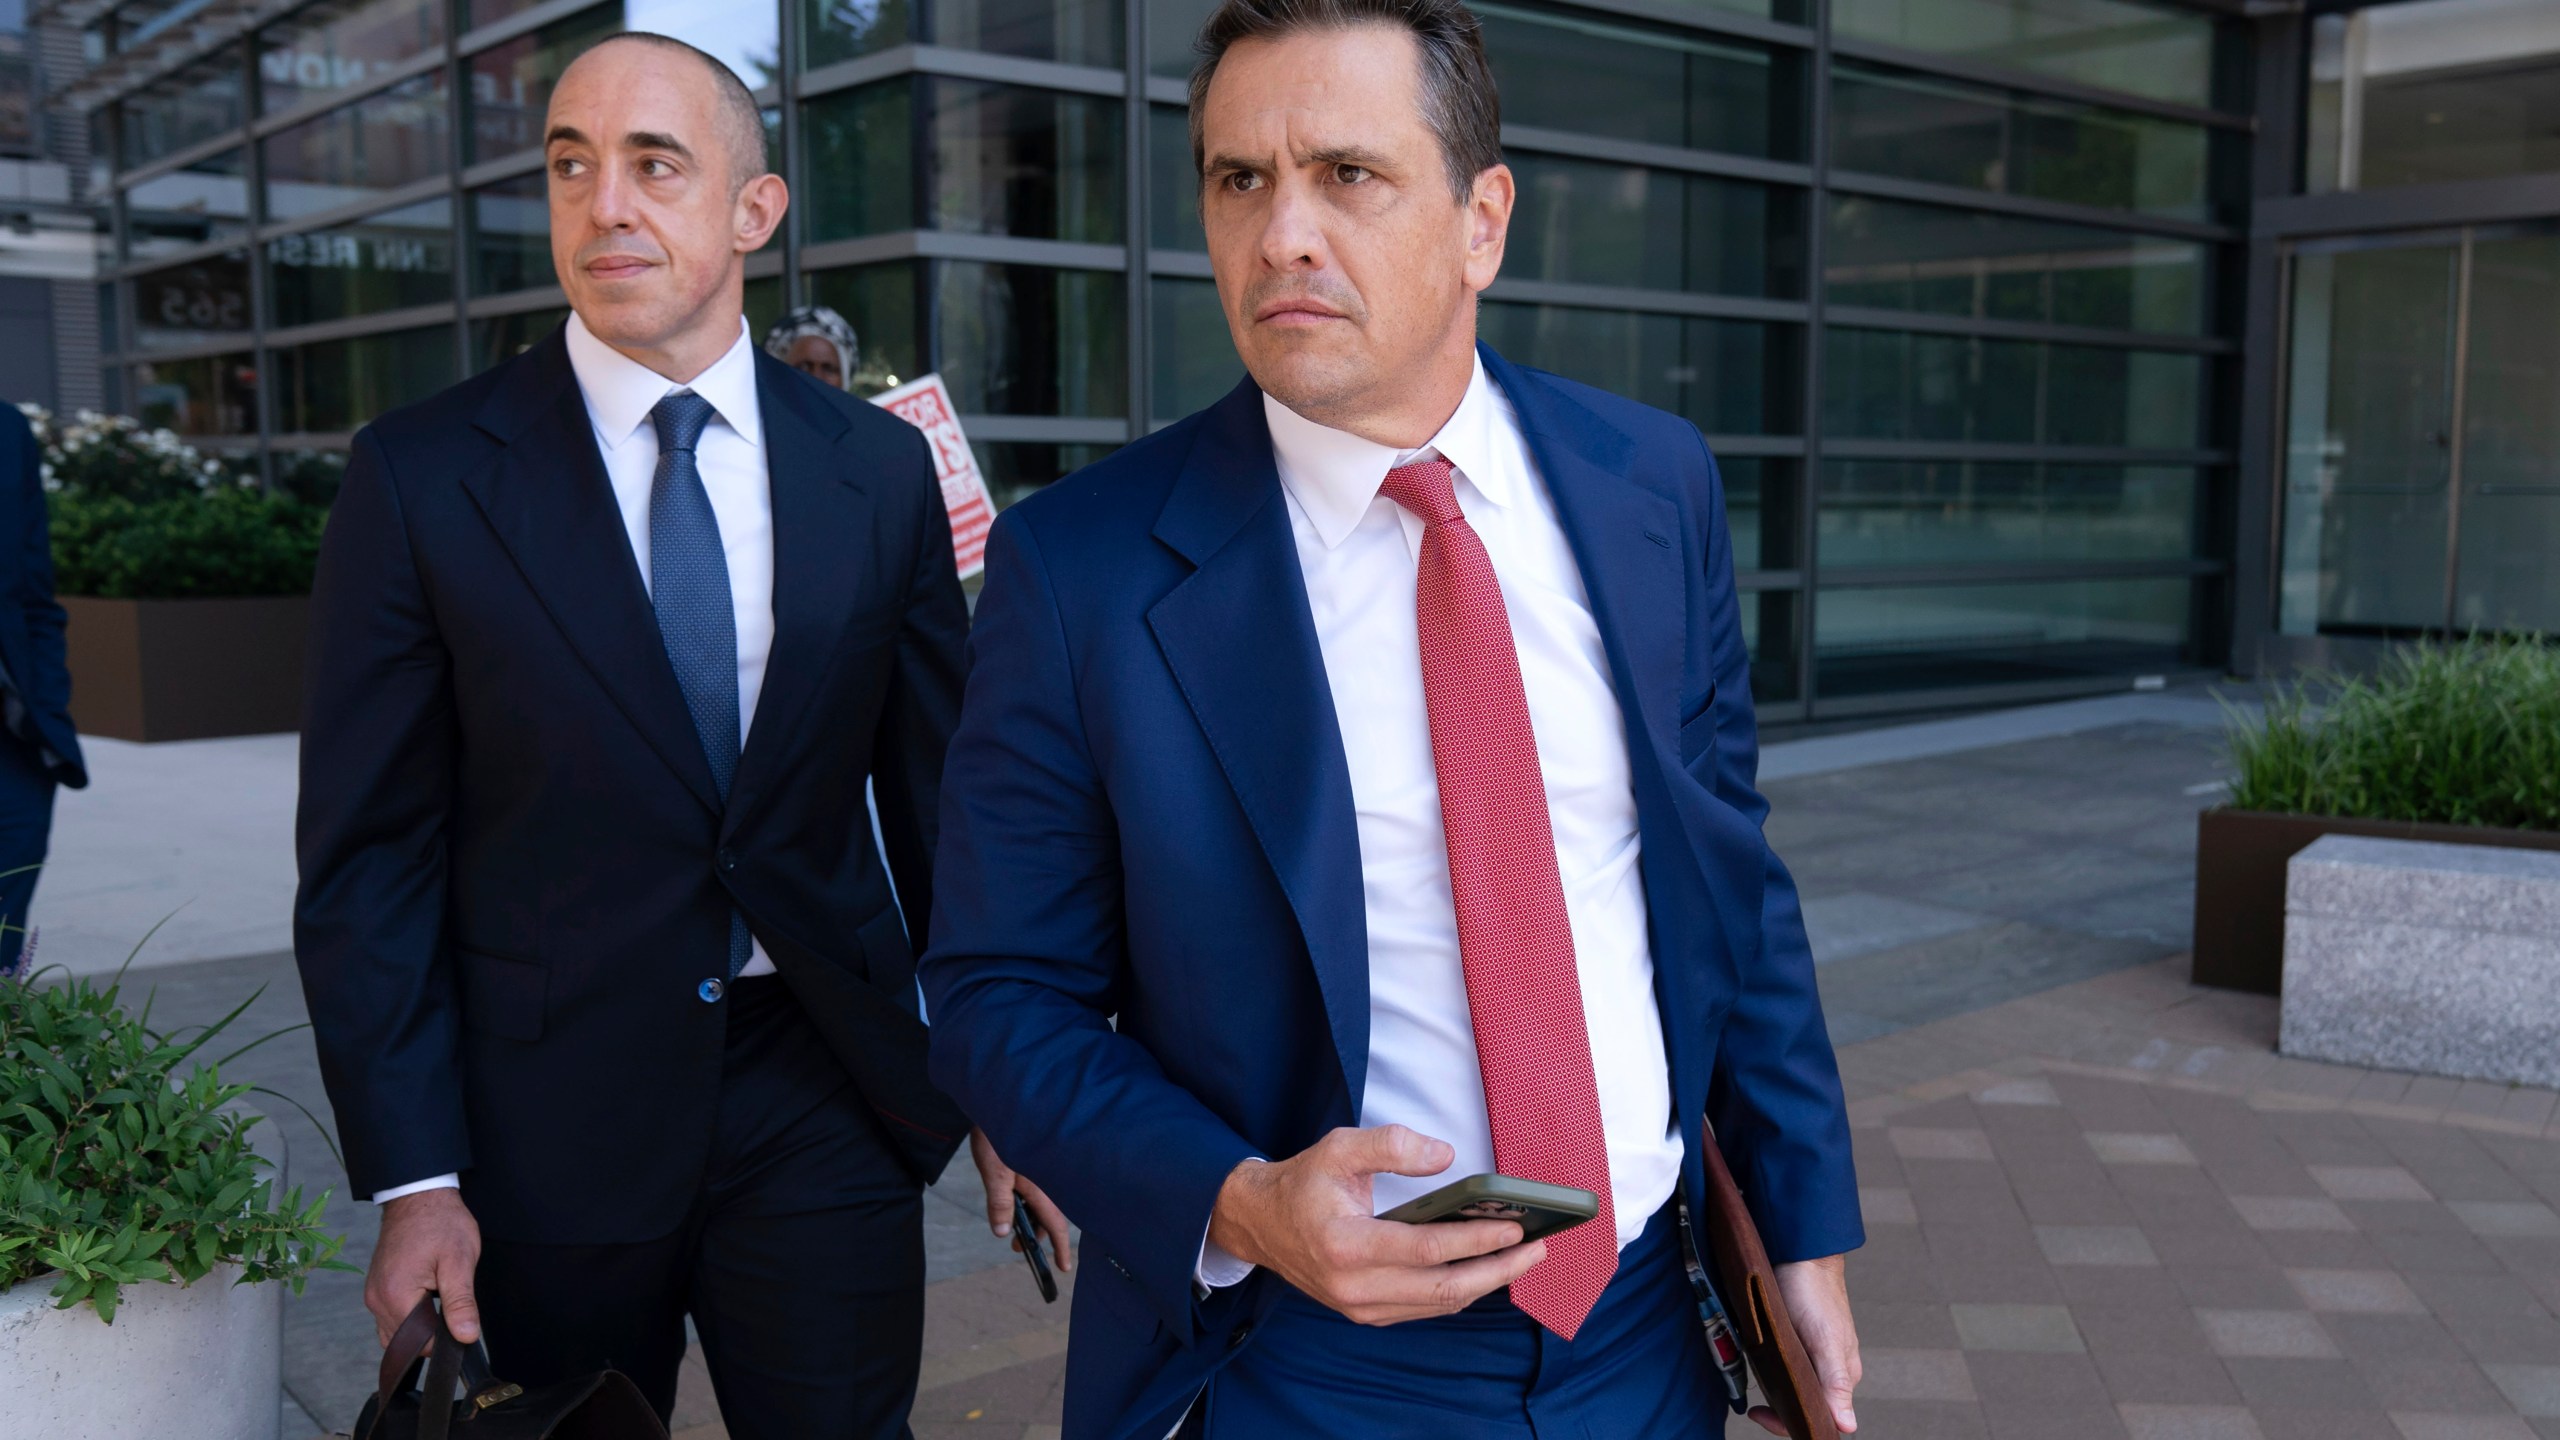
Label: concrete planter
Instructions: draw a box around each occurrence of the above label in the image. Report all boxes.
[62,594,308,742]
[2191,807,2560,995]
[0,1261,282,1440]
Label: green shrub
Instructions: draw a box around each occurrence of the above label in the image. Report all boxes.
[18,403,330,599]
[2226,637,2560,831]
[1,966,351,1322]
[49,487,328,599]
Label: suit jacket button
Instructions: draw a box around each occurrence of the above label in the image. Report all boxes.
[717,848,739,872]
[1227,1323,1252,1350]
[698,978,725,1003]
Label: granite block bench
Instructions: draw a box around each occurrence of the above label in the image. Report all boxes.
[2282,832,2560,1089]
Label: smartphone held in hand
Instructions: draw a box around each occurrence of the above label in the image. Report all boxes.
[1378,1173,1601,1242]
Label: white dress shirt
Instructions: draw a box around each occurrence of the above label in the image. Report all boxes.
[1197,358,1684,1282]
[372,314,780,1206]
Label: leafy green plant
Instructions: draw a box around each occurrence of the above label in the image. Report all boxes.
[16,403,329,599]
[2226,636,2560,831]
[0,956,352,1322]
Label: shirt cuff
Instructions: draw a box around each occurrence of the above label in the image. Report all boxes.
[373,1173,461,1205]
[1192,1157,1264,1291]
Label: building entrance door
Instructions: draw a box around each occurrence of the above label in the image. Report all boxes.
[2279,223,2560,638]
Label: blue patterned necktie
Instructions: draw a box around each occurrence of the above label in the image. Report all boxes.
[647,391,753,986]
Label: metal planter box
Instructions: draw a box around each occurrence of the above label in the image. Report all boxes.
[61,595,308,743]
[2191,807,2560,994]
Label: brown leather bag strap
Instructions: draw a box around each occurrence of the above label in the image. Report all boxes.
[416,1320,470,1440]
[372,1296,446,1423]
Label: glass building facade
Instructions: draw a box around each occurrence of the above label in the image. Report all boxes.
[50,0,2291,718]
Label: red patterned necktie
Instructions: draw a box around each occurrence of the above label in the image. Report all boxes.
[1378,455,1617,1340]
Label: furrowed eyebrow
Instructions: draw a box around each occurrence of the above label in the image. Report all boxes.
[626,131,696,162]
[1304,144,1393,170]
[544,125,588,149]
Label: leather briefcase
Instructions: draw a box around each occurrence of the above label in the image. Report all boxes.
[1681,1132,1842,1440]
[349,1297,667,1440]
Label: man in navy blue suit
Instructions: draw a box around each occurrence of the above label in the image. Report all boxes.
[922,0,1865,1436]
[0,403,86,962]
[295,33,1064,1437]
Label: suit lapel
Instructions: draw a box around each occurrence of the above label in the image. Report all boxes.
[460,330,723,815]
[1146,381,1372,1110]
[729,353,865,825]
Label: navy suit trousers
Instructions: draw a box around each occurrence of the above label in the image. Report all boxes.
[0,731,56,957]
[1190,1206,1722,1439]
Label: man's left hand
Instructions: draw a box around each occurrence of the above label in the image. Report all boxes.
[1749,1254,1860,1435]
[969,1127,1074,1274]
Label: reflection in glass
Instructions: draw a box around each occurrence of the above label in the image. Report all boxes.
[470,174,552,295]
[1506,154,1801,299]
[472,307,571,371]
[1149,106,1201,252]
[466,5,618,161]
[260,0,444,115]
[1823,327,2201,449]
[1482,4,1794,160]
[269,198,455,328]
[1150,276,1240,424]
[1741,589,1801,703]
[274,324,459,433]
[1826,195,2208,335]
[1832,0,2218,109]
[120,52,245,169]
[1146,0,1217,77]
[803,0,911,69]
[2277,243,2456,636]
[124,148,252,259]
[804,79,1122,243]
[1479,304,1801,436]
[933,261,1125,416]
[469,0,779,92]
[1720,457,1799,571]
[1831,63,2218,220]
[2454,228,2560,635]
[131,352,257,435]
[2307,1,2560,194]
[807,260,921,394]
[1820,459,2196,567]
[974,441,1117,510]
[263,72,450,221]
[132,252,252,350]
[932,0,1119,65]
[1816,577,2190,696]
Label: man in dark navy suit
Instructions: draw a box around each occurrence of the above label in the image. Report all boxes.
[294,33,1063,1438]
[0,403,86,962]
[922,1,1864,1437]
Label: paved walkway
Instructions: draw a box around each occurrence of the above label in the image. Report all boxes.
[46,687,2560,1437]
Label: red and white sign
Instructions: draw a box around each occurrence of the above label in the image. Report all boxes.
[872,374,997,580]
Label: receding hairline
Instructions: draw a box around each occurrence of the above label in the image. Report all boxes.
[553,32,767,189]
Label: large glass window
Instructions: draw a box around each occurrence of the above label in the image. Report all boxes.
[2306,0,2560,194]
[469,174,553,295]
[259,0,443,116]
[933,261,1125,416]
[124,148,253,258]
[1482,4,1799,161]
[1820,459,2198,567]
[268,199,455,328]
[934,0,1119,65]
[1826,195,2210,335]
[976,441,1118,509]
[1824,327,2203,448]
[466,5,619,162]
[1831,62,2222,220]
[131,253,252,350]
[273,323,459,433]
[120,52,245,170]
[1149,105,1202,251]
[1479,305,1802,436]
[1150,274,1239,423]
[1506,154,1803,299]
[1832,0,2220,109]
[263,72,451,221]
[803,78,1122,243]
[1815,576,2191,696]
[803,0,910,68]
[807,261,921,392]
[131,351,257,436]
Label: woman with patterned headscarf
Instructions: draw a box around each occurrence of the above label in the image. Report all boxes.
[763,305,862,392]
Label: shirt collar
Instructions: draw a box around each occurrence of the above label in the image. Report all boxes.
[1263,353,1513,551]
[565,311,762,451]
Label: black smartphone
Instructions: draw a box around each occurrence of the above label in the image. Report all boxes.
[1013,1196,1059,1303]
[1378,1173,1601,1243]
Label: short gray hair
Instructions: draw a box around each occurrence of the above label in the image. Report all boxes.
[1187,0,1502,204]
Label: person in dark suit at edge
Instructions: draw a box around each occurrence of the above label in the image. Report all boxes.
[0,403,86,966]
[919,1,1865,1435]
[293,33,1066,1437]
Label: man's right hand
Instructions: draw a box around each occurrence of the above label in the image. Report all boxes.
[1206,1125,1546,1326]
[367,1188,484,1346]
